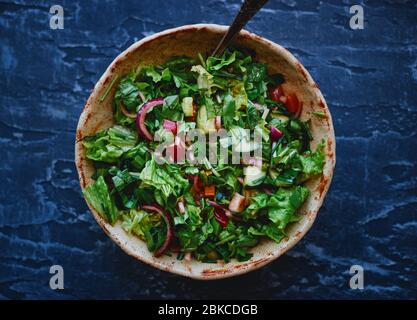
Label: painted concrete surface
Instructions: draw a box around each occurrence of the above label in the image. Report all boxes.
[0,0,416,299]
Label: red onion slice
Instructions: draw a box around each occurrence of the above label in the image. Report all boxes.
[213,208,229,228]
[136,97,164,141]
[163,119,177,135]
[270,126,283,141]
[120,103,137,118]
[141,204,173,257]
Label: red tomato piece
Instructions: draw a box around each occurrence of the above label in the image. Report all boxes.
[268,85,285,102]
[285,93,301,114]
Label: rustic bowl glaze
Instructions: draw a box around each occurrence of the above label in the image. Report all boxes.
[75,24,336,279]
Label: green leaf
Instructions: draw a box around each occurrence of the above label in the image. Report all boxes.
[298,141,325,179]
[122,142,149,170]
[231,82,248,110]
[248,224,285,243]
[246,63,267,83]
[191,65,214,94]
[267,186,309,229]
[221,93,236,129]
[206,51,236,71]
[242,193,269,218]
[83,176,118,224]
[163,95,179,109]
[121,209,164,252]
[246,101,260,129]
[114,72,141,110]
[144,66,162,83]
[82,125,137,163]
[139,157,189,199]
[161,68,172,81]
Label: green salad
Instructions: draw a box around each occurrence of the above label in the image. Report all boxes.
[82,49,325,262]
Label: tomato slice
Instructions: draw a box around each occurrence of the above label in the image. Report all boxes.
[285,93,301,114]
[268,85,285,102]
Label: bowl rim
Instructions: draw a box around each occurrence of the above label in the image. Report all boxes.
[75,23,336,280]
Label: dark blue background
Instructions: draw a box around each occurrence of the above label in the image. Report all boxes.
[1,0,416,299]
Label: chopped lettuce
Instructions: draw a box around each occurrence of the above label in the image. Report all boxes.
[248,224,285,243]
[298,141,325,179]
[83,176,118,224]
[81,48,326,263]
[267,186,309,229]
[191,65,214,94]
[121,209,165,252]
[114,71,141,111]
[82,125,137,163]
[206,51,236,71]
[139,157,189,199]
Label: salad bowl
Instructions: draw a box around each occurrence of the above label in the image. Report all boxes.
[75,24,335,279]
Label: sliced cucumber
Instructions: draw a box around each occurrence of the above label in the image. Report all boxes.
[197,105,216,134]
[268,168,298,187]
[244,166,266,186]
[181,97,194,117]
[271,113,289,124]
[230,127,260,153]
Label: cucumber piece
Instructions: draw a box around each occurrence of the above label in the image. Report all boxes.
[197,105,216,134]
[230,127,260,153]
[244,166,266,186]
[271,113,289,124]
[268,168,298,187]
[181,97,194,117]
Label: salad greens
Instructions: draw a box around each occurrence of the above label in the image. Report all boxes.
[82,49,325,262]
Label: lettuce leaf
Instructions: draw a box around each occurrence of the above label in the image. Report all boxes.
[206,51,236,71]
[121,209,164,252]
[231,82,248,110]
[191,65,214,94]
[82,125,137,163]
[82,176,118,224]
[248,224,285,243]
[299,141,325,178]
[267,186,309,229]
[122,142,149,170]
[221,93,236,129]
[242,193,269,218]
[114,71,140,111]
[139,157,189,199]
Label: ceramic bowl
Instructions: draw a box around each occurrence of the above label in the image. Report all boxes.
[75,24,336,279]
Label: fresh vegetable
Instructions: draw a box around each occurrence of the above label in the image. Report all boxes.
[83,176,118,224]
[141,204,173,257]
[229,192,247,213]
[244,166,266,186]
[82,49,325,262]
[270,126,283,141]
[204,185,216,198]
[268,85,284,102]
[285,93,301,114]
[163,119,177,135]
[181,97,194,117]
[196,105,216,134]
[136,97,164,141]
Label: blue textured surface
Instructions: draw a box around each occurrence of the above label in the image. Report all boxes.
[1,0,416,300]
